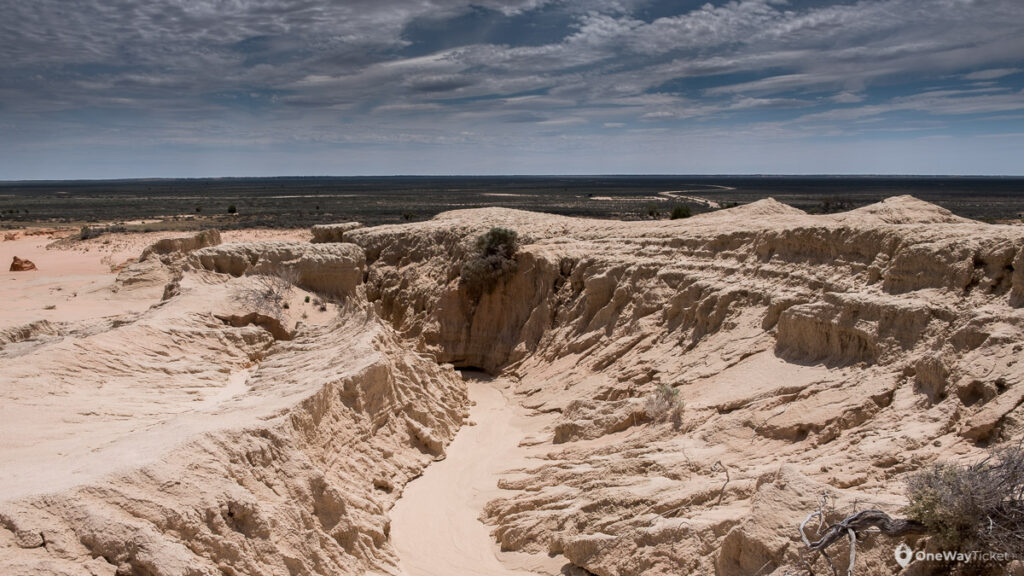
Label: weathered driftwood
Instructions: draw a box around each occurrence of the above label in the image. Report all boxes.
[800,509,926,576]
[802,510,926,551]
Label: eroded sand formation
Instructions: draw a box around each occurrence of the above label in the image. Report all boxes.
[2,196,1024,575]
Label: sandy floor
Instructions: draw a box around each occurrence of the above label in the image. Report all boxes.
[0,228,308,330]
[389,374,564,576]
[0,231,153,330]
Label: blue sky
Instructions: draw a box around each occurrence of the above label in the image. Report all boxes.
[1,0,1023,178]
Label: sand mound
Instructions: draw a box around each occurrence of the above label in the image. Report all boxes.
[697,197,806,220]
[3,196,1024,576]
[829,194,972,225]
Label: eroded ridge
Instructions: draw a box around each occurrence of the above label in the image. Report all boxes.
[3,196,1024,576]
[349,197,1024,575]
[1,237,466,575]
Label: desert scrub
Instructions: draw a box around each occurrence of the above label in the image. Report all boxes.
[238,273,294,317]
[460,227,519,299]
[904,443,1024,565]
[644,383,684,430]
[79,224,127,240]
[670,205,692,219]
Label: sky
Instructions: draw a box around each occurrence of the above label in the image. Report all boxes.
[1,0,1024,179]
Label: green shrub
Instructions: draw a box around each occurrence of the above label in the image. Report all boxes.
[227,205,237,214]
[460,227,519,299]
[905,444,1024,564]
[670,205,692,219]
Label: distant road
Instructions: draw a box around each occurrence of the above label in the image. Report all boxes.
[657,184,736,209]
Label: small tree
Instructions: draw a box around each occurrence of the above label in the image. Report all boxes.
[460,227,519,299]
[227,205,238,214]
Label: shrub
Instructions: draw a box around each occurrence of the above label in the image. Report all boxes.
[238,274,292,317]
[227,205,238,214]
[670,205,692,219]
[460,227,519,299]
[644,383,684,430]
[304,295,311,303]
[79,224,126,240]
[904,444,1024,563]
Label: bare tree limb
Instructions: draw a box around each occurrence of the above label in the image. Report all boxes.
[711,460,730,506]
[803,510,926,552]
[846,528,856,576]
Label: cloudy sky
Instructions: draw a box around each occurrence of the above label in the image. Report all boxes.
[2,0,1023,178]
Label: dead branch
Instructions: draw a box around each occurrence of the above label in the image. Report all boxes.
[711,460,730,506]
[799,508,926,576]
[803,510,926,552]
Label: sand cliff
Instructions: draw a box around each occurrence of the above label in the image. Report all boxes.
[3,196,1024,575]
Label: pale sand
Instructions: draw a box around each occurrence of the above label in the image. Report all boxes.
[0,228,308,330]
[389,374,563,576]
[0,232,156,330]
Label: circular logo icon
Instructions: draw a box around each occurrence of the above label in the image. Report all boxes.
[894,542,914,568]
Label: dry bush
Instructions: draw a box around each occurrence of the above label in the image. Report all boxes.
[644,383,684,430]
[904,443,1024,564]
[238,273,293,317]
[460,227,519,299]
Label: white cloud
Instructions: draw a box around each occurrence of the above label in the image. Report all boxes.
[964,68,1021,80]
[831,92,866,104]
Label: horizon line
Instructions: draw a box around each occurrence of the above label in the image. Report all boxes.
[3,173,1024,184]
